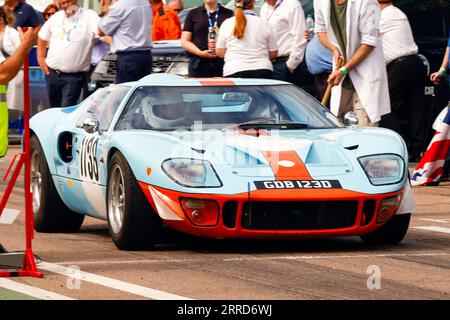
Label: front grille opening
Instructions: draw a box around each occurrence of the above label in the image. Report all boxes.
[241,201,358,230]
[361,200,376,226]
[152,61,173,73]
[223,201,238,228]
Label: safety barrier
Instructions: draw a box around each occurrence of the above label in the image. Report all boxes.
[0,46,44,278]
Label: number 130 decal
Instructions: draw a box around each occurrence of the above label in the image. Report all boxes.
[80,135,100,182]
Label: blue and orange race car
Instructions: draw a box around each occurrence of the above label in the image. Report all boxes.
[30,75,414,250]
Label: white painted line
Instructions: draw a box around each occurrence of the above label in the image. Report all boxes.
[53,258,201,266]
[0,278,75,300]
[51,252,450,266]
[0,209,20,224]
[39,262,191,300]
[222,252,450,262]
[419,218,450,224]
[414,226,450,234]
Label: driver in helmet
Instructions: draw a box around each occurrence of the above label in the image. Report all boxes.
[141,95,188,129]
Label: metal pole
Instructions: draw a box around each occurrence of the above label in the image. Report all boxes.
[20,43,43,277]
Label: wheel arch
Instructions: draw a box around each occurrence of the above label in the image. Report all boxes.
[107,147,121,170]
[30,129,57,175]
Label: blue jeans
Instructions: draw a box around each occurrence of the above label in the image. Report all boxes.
[46,69,86,108]
[116,50,152,84]
[188,55,224,78]
[272,60,290,82]
[272,60,317,95]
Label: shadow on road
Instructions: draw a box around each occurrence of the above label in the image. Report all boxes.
[68,222,416,254]
[153,227,414,255]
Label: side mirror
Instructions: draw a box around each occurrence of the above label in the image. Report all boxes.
[82,117,101,134]
[344,111,359,128]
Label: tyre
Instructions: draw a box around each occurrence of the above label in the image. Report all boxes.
[31,135,84,232]
[360,213,411,245]
[107,151,161,250]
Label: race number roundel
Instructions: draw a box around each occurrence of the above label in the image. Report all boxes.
[79,134,100,183]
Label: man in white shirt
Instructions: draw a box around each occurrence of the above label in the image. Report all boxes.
[378,0,427,161]
[260,0,307,84]
[37,0,100,107]
[315,0,390,127]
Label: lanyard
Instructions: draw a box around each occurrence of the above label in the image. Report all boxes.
[244,10,256,16]
[266,0,283,22]
[207,8,219,29]
[61,8,83,42]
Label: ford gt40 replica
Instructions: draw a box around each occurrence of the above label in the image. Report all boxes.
[30,75,414,250]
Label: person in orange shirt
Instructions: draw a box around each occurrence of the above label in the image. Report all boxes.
[150,0,181,41]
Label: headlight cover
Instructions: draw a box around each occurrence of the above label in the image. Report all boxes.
[94,60,109,75]
[162,159,222,188]
[358,154,404,186]
[167,61,189,77]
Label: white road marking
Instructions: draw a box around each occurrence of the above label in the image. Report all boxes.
[38,262,191,300]
[51,252,449,266]
[419,218,450,224]
[0,278,75,300]
[222,252,449,262]
[414,226,450,234]
[0,209,20,224]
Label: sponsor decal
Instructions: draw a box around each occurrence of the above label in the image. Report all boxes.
[79,135,100,182]
[254,180,342,190]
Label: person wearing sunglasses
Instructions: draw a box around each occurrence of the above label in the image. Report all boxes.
[43,3,58,21]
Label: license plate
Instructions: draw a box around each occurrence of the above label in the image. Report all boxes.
[254,180,342,190]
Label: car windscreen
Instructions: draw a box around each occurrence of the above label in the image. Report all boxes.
[114,85,341,132]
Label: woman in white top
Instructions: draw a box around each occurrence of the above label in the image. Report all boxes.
[216,0,278,78]
[0,6,23,112]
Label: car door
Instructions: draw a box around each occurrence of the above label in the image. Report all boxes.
[58,86,130,218]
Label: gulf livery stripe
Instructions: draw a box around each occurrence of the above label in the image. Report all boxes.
[196,78,236,86]
[231,128,313,180]
[261,150,313,180]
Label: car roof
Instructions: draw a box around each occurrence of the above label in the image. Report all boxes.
[122,74,290,87]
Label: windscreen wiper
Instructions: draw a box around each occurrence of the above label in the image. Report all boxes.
[236,120,309,130]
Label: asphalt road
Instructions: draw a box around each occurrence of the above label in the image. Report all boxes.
[1,146,449,300]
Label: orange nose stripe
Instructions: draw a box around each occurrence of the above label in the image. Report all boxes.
[198,79,235,86]
[261,150,312,180]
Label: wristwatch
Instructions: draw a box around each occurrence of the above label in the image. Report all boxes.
[99,11,106,17]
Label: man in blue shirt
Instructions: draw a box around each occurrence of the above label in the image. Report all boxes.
[305,34,332,76]
[4,0,43,28]
[98,0,153,84]
[304,33,332,102]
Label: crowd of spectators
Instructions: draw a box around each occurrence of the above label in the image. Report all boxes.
[0,0,449,163]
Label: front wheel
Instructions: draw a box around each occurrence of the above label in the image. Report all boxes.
[106,151,161,250]
[360,213,411,245]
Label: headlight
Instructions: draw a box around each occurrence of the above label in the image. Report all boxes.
[167,61,189,77]
[358,154,404,186]
[162,159,222,188]
[94,60,109,75]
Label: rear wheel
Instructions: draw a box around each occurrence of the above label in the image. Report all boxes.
[107,151,161,250]
[360,213,411,245]
[31,135,84,232]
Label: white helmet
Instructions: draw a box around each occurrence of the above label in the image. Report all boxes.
[141,95,187,129]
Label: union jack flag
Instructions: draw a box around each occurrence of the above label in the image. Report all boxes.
[412,107,450,186]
